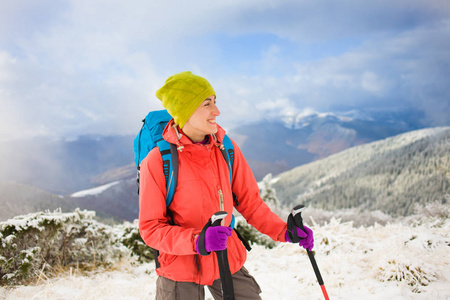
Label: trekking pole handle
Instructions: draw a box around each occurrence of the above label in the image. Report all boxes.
[291,204,306,231]
[211,211,227,227]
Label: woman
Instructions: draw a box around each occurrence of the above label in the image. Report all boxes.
[139,71,314,299]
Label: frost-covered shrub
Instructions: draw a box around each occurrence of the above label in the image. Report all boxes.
[376,240,443,294]
[259,173,289,220]
[305,206,395,227]
[0,209,129,285]
[116,220,155,263]
[408,201,450,228]
[378,257,439,292]
[235,217,277,249]
[375,217,448,293]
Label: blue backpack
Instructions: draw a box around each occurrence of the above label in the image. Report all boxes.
[133,109,237,207]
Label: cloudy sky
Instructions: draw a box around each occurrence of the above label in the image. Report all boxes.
[1,0,449,141]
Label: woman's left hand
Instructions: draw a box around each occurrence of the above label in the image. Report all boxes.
[285,226,314,251]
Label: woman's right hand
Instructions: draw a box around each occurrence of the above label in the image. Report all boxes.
[196,226,232,254]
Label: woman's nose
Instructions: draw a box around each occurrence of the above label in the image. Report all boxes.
[212,103,220,116]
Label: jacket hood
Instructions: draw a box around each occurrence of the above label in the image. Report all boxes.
[162,119,227,148]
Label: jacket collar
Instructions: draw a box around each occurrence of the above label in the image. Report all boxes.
[162,119,227,149]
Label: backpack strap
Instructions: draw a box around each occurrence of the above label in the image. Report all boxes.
[230,215,252,251]
[220,135,234,183]
[156,140,179,208]
[152,140,178,269]
[220,134,239,206]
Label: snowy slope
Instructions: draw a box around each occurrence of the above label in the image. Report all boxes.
[277,127,449,188]
[70,181,121,198]
[2,214,449,299]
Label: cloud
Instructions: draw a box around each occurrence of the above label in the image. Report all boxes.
[0,0,449,140]
[214,17,450,126]
[213,0,450,41]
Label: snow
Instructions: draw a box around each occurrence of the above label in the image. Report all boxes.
[70,181,120,198]
[280,108,353,130]
[2,217,449,299]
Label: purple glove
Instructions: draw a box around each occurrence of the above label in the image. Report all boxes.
[196,226,232,255]
[286,226,314,251]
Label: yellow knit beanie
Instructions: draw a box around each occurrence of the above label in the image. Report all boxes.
[156,71,216,129]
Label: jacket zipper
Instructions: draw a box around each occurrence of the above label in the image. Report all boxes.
[218,188,224,211]
[218,188,224,226]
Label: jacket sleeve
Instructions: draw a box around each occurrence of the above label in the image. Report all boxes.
[230,140,288,242]
[138,148,199,255]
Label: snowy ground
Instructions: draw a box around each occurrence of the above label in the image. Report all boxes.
[1,218,449,299]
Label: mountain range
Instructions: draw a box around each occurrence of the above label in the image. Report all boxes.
[0,109,423,195]
[228,108,421,180]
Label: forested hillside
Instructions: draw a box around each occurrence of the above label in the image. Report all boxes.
[273,127,450,216]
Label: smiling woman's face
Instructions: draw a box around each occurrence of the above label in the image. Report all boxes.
[182,95,220,142]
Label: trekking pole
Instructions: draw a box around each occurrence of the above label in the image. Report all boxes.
[210,211,235,300]
[291,205,330,300]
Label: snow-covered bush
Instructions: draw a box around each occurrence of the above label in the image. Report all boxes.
[374,201,450,292]
[0,209,129,285]
[305,206,394,227]
[375,226,447,293]
[259,173,288,219]
[116,220,155,263]
[377,256,440,292]
[234,217,277,249]
[408,200,450,228]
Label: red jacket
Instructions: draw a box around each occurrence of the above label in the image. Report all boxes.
[139,120,287,285]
